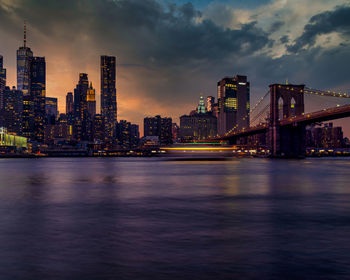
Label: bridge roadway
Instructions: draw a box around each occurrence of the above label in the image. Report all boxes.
[219,103,350,140]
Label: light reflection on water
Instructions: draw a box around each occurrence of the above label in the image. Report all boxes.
[0,157,350,279]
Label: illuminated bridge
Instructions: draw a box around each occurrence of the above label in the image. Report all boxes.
[216,84,350,157]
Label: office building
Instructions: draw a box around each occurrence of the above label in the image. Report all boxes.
[144,115,172,145]
[17,23,33,96]
[180,96,217,141]
[0,55,6,110]
[101,55,117,142]
[22,95,34,139]
[2,86,23,135]
[93,114,105,143]
[30,56,46,142]
[206,96,215,113]
[46,97,58,124]
[116,120,140,150]
[217,75,250,135]
[87,82,96,118]
[66,92,74,115]
[130,124,140,149]
[172,123,180,142]
[306,123,344,148]
[73,73,89,141]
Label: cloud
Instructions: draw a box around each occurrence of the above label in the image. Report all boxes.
[287,4,350,53]
[0,0,350,135]
[269,21,284,33]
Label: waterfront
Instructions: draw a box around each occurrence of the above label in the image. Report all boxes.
[1,157,350,279]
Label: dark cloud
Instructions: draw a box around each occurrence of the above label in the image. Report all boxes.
[269,20,284,33]
[287,4,350,53]
[280,35,289,44]
[0,0,350,134]
[0,0,271,98]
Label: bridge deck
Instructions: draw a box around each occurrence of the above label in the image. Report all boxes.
[220,104,350,140]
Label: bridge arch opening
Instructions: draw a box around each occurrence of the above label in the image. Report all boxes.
[291,97,296,117]
[278,97,284,120]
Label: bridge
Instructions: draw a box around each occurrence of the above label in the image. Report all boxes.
[217,84,350,157]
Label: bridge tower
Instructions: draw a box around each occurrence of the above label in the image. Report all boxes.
[269,84,305,157]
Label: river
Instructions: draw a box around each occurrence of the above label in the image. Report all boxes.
[0,157,349,279]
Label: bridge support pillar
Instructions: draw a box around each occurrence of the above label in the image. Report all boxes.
[269,84,305,158]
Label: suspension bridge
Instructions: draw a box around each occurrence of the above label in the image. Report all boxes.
[216,83,350,158]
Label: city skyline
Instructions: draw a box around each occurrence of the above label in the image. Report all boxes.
[0,0,349,135]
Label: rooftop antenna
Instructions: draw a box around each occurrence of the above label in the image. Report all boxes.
[24,21,26,47]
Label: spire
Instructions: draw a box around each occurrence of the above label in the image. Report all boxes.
[90,82,93,89]
[197,94,206,114]
[24,21,26,47]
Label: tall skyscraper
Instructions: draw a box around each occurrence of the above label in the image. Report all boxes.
[45,97,58,123]
[30,56,46,142]
[93,114,105,143]
[87,82,96,118]
[0,55,7,110]
[17,23,33,96]
[101,55,117,142]
[217,75,250,135]
[66,92,74,115]
[74,73,89,141]
[22,95,35,139]
[206,96,215,113]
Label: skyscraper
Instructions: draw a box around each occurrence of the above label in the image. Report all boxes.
[217,75,250,135]
[101,55,117,142]
[30,56,46,142]
[66,92,74,115]
[206,96,215,113]
[3,86,23,135]
[197,94,206,114]
[87,82,96,118]
[0,55,7,110]
[73,73,89,141]
[17,23,33,96]
[45,97,58,123]
[22,95,34,139]
[93,114,105,143]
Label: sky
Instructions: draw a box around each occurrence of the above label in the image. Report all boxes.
[0,0,350,135]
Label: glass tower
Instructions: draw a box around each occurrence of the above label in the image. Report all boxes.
[101,55,117,142]
[0,55,6,110]
[17,23,33,96]
[30,56,46,142]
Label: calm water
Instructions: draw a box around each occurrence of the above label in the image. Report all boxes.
[0,157,350,279]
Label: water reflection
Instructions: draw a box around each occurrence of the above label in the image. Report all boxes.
[0,158,350,279]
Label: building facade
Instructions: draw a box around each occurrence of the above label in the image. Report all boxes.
[93,114,105,143]
[101,55,117,142]
[17,24,33,96]
[217,75,250,135]
[30,56,46,142]
[66,92,74,115]
[2,86,23,135]
[73,73,89,142]
[306,123,344,148]
[206,96,215,113]
[0,55,6,110]
[45,97,58,123]
[144,115,172,145]
[87,82,96,118]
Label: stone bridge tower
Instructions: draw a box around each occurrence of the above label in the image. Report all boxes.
[269,84,306,157]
